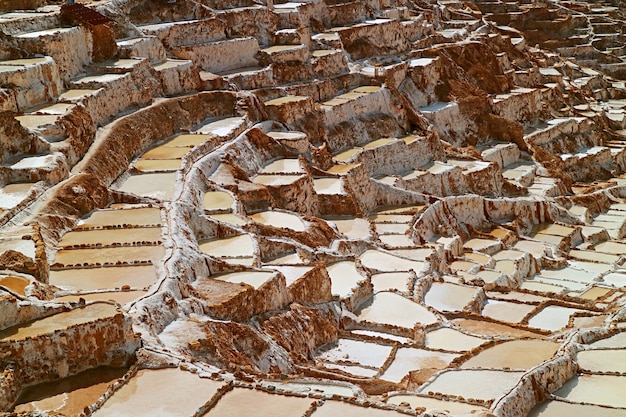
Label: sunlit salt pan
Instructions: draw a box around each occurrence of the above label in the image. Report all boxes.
[199,234,254,257]
[357,292,438,328]
[203,191,234,211]
[577,349,626,372]
[424,282,478,313]
[527,305,583,331]
[387,395,489,415]
[250,211,306,232]
[316,338,392,368]
[327,217,370,239]
[425,327,486,352]
[380,348,459,383]
[213,271,274,289]
[370,272,411,292]
[116,173,177,200]
[461,339,559,370]
[0,183,33,209]
[418,369,524,401]
[326,261,364,297]
[360,250,425,272]
[554,374,626,408]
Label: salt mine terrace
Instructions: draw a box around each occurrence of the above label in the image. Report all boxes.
[2,0,626,416]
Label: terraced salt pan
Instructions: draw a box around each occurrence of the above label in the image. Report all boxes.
[203,191,234,211]
[267,265,313,286]
[75,207,161,229]
[357,292,438,328]
[351,329,413,344]
[15,367,127,416]
[50,265,156,291]
[326,261,364,297]
[140,146,190,159]
[213,271,274,289]
[250,211,306,232]
[312,400,401,417]
[577,349,626,372]
[387,395,489,415]
[461,339,559,369]
[57,227,162,248]
[452,318,542,339]
[327,217,370,239]
[252,174,304,186]
[527,305,583,331]
[52,245,165,266]
[380,348,459,383]
[528,400,626,417]
[195,116,245,137]
[273,381,356,397]
[259,159,303,174]
[370,272,411,292]
[0,238,35,258]
[568,249,619,264]
[199,234,254,257]
[116,173,177,200]
[374,223,408,234]
[554,374,626,408]
[55,291,147,305]
[165,134,212,147]
[481,300,536,323]
[360,250,425,272]
[418,369,524,402]
[0,183,33,209]
[316,338,392,369]
[208,213,248,226]
[0,303,118,341]
[578,286,612,300]
[93,368,224,417]
[424,327,486,352]
[424,282,478,313]
[590,331,626,348]
[134,159,182,172]
[379,234,415,247]
[314,178,344,195]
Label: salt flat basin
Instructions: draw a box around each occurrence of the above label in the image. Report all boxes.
[463,238,500,253]
[57,227,162,248]
[250,211,306,232]
[357,292,438,328]
[203,191,234,211]
[76,207,161,229]
[323,363,378,377]
[52,245,165,266]
[532,223,576,237]
[213,271,274,289]
[528,399,626,417]
[481,300,536,323]
[464,252,490,265]
[0,275,29,295]
[93,368,224,417]
[527,305,583,331]
[599,271,626,287]
[252,174,304,186]
[259,159,303,174]
[326,261,364,297]
[134,159,182,172]
[140,145,190,160]
[0,183,33,209]
[116,173,177,200]
[55,291,147,305]
[594,241,626,255]
[208,387,313,417]
[513,239,547,259]
[316,338,392,368]
[351,329,412,344]
[577,349,626,372]
[360,250,425,272]
[50,265,156,291]
[267,265,313,286]
[461,339,559,370]
[536,266,598,284]
[418,369,524,401]
[195,116,245,138]
[371,272,411,292]
[312,400,403,417]
[578,286,612,300]
[199,234,255,257]
[451,318,542,339]
[314,178,344,195]
[424,282,478,313]
[58,89,98,101]
[554,374,626,408]
[375,223,408,234]
[369,214,414,223]
[0,303,118,341]
[424,327,486,352]
[388,248,431,261]
[273,381,356,397]
[208,213,248,226]
[379,234,415,247]
[568,249,619,264]
[327,217,370,239]
[387,395,489,415]
[15,366,127,416]
[166,134,212,147]
[380,347,459,383]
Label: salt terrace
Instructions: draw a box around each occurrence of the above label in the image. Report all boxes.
[1,0,626,415]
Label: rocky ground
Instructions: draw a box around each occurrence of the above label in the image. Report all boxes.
[1,0,626,416]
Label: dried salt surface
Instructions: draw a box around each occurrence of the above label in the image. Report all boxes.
[312,400,403,416]
[380,348,459,383]
[316,338,393,369]
[116,173,177,200]
[387,395,489,415]
[528,399,626,417]
[424,328,486,352]
[93,368,224,417]
[357,292,438,328]
[418,369,525,401]
[554,374,626,408]
[206,388,313,417]
[460,339,559,370]
[576,349,626,372]
[326,261,364,297]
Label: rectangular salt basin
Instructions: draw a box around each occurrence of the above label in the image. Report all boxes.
[316,338,392,368]
[370,272,411,292]
[0,303,118,341]
[50,265,157,291]
[268,266,313,286]
[424,282,478,312]
[76,207,161,229]
[380,348,459,383]
[387,395,489,415]
[134,159,182,172]
[313,400,404,417]
[418,369,524,402]
[481,300,536,323]
[357,292,438,328]
[94,368,224,417]
[327,217,370,239]
[576,349,626,372]
[58,227,162,248]
[460,339,559,370]
[528,399,626,417]
[199,234,255,257]
[326,261,364,297]
[116,173,177,200]
[360,249,425,272]
[206,388,313,417]
[52,245,165,267]
[424,327,486,352]
[0,183,33,209]
[213,271,274,289]
[554,374,626,408]
[55,291,146,305]
[527,305,583,331]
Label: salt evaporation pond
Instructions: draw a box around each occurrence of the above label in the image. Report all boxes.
[380,347,459,383]
[203,191,234,211]
[213,271,274,289]
[312,400,403,417]
[326,261,363,297]
[0,276,29,295]
[50,265,156,291]
[424,282,478,312]
[527,305,582,331]
[418,369,524,402]
[207,388,313,417]
[53,245,165,266]
[387,395,489,415]
[576,349,626,372]
[424,327,486,352]
[316,338,392,369]
[481,300,536,323]
[528,399,626,417]
[360,249,425,272]
[460,339,559,369]
[198,234,255,257]
[116,173,177,200]
[76,207,161,229]
[554,374,626,408]
[250,210,306,232]
[357,292,438,328]
[370,272,411,292]
[57,227,162,247]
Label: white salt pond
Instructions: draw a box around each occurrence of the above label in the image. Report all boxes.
[380,348,459,383]
[327,217,370,239]
[360,249,425,272]
[481,300,536,324]
[198,234,255,257]
[0,183,33,209]
[576,349,626,372]
[424,327,486,352]
[326,261,364,297]
[370,272,411,292]
[316,338,392,369]
[213,271,274,289]
[418,369,524,402]
[50,265,156,291]
[250,210,306,232]
[312,400,401,417]
[527,305,583,331]
[424,282,478,313]
[460,339,559,370]
[203,191,234,211]
[528,399,626,417]
[52,245,165,266]
[314,178,344,195]
[57,227,162,248]
[590,331,626,348]
[357,292,438,328]
[93,368,224,417]
[116,173,177,200]
[75,207,161,229]
[554,374,626,408]
[387,395,489,415]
